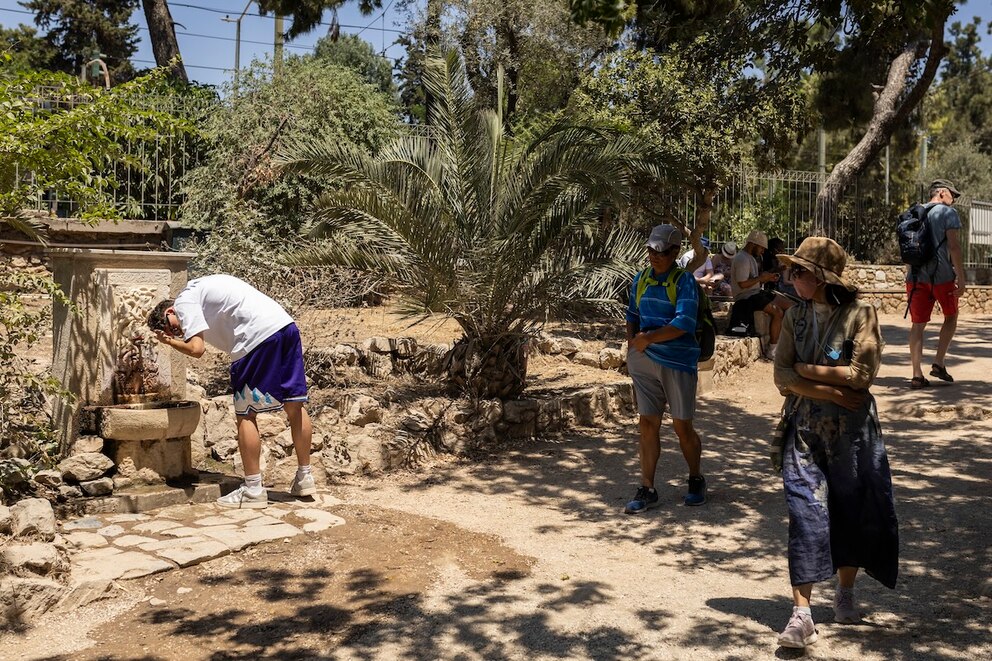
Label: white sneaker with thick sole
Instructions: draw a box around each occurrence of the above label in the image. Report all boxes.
[833,586,861,624]
[778,608,818,648]
[216,485,268,509]
[290,473,316,497]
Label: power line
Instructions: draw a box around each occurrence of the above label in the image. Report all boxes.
[356,0,397,38]
[132,58,230,73]
[168,2,404,34]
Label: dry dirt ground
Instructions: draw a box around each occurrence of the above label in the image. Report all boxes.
[4,313,991,660]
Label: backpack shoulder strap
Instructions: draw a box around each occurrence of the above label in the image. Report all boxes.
[663,267,687,306]
[634,268,653,309]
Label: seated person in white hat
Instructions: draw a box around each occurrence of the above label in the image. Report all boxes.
[728,230,784,355]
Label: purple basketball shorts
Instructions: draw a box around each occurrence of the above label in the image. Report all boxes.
[230,323,308,416]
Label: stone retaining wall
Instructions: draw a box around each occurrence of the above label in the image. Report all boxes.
[860,286,992,315]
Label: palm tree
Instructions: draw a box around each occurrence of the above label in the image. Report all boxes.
[276,52,656,399]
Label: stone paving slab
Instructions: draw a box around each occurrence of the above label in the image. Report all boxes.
[57,489,346,593]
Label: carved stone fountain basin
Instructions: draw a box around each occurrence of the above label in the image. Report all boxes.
[84,400,201,441]
[80,401,201,482]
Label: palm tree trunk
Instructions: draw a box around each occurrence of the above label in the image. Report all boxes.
[443,333,529,400]
[813,20,947,235]
[683,183,716,274]
[142,0,188,82]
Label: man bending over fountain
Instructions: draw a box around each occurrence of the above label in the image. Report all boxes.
[148,274,315,509]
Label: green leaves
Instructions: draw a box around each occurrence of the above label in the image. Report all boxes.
[278,51,653,343]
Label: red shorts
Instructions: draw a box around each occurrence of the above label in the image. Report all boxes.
[906,281,959,323]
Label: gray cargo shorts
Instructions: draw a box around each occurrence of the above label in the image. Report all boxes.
[626,348,697,420]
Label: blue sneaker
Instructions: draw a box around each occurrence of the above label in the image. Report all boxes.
[624,486,659,514]
[683,475,707,506]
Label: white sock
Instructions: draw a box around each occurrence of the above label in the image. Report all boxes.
[296,465,312,479]
[244,473,263,495]
[796,606,812,616]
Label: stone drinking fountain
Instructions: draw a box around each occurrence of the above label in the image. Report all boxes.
[50,249,202,485]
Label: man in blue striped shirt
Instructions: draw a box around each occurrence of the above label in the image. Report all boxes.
[624,224,706,512]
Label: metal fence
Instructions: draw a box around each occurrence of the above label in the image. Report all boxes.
[10,88,216,221]
[655,169,989,268]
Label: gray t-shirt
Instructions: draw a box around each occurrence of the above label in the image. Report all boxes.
[731,251,761,301]
[905,202,961,285]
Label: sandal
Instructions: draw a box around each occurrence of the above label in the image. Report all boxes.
[930,364,954,382]
[910,376,930,389]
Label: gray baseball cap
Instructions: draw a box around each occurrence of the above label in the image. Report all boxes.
[646,224,682,252]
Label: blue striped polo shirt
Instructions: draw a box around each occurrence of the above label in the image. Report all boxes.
[625,267,700,373]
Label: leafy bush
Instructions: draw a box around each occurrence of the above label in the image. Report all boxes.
[0,266,75,502]
[180,55,400,235]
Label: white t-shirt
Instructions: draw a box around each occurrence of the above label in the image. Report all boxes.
[173,274,294,360]
[677,249,714,278]
[730,251,761,301]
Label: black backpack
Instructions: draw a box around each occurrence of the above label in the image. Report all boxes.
[897,202,946,318]
[897,203,944,268]
[635,267,716,362]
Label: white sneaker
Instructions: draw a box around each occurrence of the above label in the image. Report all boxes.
[833,586,861,624]
[778,608,818,648]
[290,472,316,497]
[216,485,268,509]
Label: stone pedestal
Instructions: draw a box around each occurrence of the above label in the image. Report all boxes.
[104,438,195,482]
[49,249,196,451]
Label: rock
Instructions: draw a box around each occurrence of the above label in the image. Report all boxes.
[149,597,167,607]
[62,517,103,531]
[199,522,302,552]
[71,435,104,455]
[203,396,237,448]
[272,429,296,457]
[115,457,137,478]
[0,576,65,627]
[58,452,114,482]
[572,352,600,367]
[345,395,382,426]
[329,344,360,366]
[393,337,418,358]
[10,498,57,541]
[112,476,134,491]
[0,505,10,534]
[599,348,625,370]
[33,470,63,488]
[361,336,393,353]
[71,548,175,583]
[135,468,165,485]
[558,337,584,355]
[186,383,207,401]
[536,334,562,355]
[57,485,83,500]
[256,412,288,439]
[2,542,61,575]
[144,536,230,568]
[97,524,126,537]
[211,438,240,461]
[56,579,113,612]
[177,587,192,595]
[401,413,431,432]
[80,477,114,497]
[63,531,109,549]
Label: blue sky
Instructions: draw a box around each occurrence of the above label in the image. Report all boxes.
[0,0,411,89]
[2,0,992,90]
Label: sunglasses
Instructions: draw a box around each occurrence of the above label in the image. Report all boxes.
[789,264,810,277]
[648,245,678,257]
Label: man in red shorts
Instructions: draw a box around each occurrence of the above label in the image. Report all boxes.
[907,179,967,389]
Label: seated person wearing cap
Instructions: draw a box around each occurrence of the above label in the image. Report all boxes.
[728,230,784,354]
[677,236,723,294]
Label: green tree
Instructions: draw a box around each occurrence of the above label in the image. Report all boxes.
[0,25,58,72]
[140,0,187,81]
[180,55,399,235]
[314,33,395,95]
[257,1,383,40]
[572,45,808,270]
[277,53,655,399]
[23,0,140,83]
[0,67,188,234]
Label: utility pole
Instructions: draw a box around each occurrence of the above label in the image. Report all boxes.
[274,14,284,77]
[222,1,255,96]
